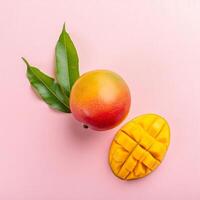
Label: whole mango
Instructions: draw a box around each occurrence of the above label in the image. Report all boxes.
[70,70,131,131]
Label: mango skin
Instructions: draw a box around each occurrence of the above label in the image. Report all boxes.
[70,70,131,131]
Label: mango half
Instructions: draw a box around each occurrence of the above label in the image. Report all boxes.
[109,114,170,180]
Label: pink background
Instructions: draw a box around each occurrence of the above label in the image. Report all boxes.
[0,0,200,199]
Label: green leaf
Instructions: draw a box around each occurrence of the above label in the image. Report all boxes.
[55,23,79,97]
[22,58,71,113]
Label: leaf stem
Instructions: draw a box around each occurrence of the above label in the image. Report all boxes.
[21,57,30,66]
[83,124,89,129]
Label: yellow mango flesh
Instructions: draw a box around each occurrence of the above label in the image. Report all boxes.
[109,114,170,180]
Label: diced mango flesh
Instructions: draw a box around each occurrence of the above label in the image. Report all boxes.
[109,114,170,180]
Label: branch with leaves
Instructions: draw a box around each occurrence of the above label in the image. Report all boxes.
[22,24,79,113]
